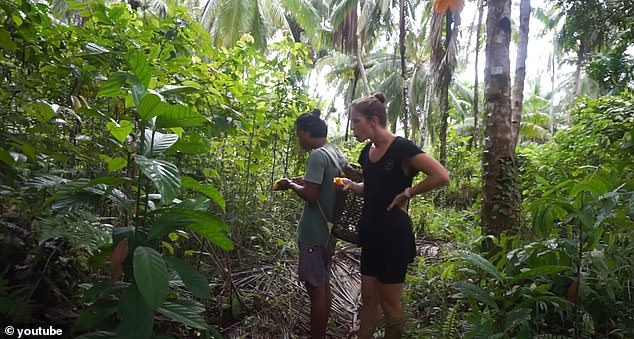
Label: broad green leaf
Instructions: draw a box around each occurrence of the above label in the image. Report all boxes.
[158,299,207,330]
[181,176,225,211]
[116,284,154,339]
[166,208,229,232]
[138,94,162,120]
[127,52,151,90]
[171,133,209,154]
[160,208,233,250]
[106,120,133,143]
[133,247,169,310]
[86,176,131,187]
[98,71,128,97]
[108,157,128,172]
[511,265,571,284]
[156,85,202,94]
[165,257,211,299]
[0,28,16,51]
[176,197,211,211]
[130,75,146,107]
[188,223,234,250]
[457,250,504,281]
[453,282,498,310]
[504,307,531,329]
[75,300,118,331]
[146,212,194,241]
[162,241,174,255]
[27,102,56,124]
[155,104,207,128]
[0,149,15,166]
[135,156,181,205]
[85,42,111,54]
[15,140,36,160]
[81,281,129,303]
[140,129,179,156]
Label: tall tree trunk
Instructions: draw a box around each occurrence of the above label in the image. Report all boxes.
[345,71,359,141]
[549,32,556,135]
[438,74,450,165]
[399,0,410,139]
[470,0,484,150]
[482,0,520,246]
[355,44,371,96]
[438,11,453,166]
[511,0,530,151]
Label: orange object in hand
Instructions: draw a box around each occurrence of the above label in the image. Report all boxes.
[272,179,284,190]
[333,177,345,186]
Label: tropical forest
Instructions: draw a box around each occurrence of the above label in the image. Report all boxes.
[0,0,632,338]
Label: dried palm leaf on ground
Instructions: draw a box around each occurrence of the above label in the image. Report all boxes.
[221,240,443,338]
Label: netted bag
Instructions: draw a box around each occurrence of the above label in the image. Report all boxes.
[331,164,363,245]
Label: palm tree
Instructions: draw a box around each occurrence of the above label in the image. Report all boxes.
[428,0,463,164]
[510,0,530,151]
[470,0,484,150]
[517,81,551,144]
[197,0,321,50]
[314,52,359,139]
[532,5,564,134]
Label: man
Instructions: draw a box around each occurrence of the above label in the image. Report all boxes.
[276,109,345,338]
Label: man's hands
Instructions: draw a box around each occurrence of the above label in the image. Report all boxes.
[273,177,304,191]
[273,178,292,190]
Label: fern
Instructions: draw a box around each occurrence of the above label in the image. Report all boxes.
[32,211,111,255]
[0,277,31,322]
[581,311,595,339]
[442,304,459,339]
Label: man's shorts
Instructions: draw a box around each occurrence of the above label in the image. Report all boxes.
[298,242,335,288]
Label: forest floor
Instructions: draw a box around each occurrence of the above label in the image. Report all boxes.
[221,239,445,338]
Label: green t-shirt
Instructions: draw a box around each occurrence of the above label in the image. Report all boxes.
[297,143,345,246]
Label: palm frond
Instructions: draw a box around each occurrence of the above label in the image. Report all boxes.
[331,0,358,53]
[262,0,291,31]
[519,122,550,142]
[281,0,320,39]
[452,117,475,137]
[315,53,356,82]
[199,0,222,33]
[215,0,257,47]
[251,1,269,50]
[375,72,402,131]
[32,210,111,255]
[523,111,551,128]
[366,57,399,79]
[141,0,169,18]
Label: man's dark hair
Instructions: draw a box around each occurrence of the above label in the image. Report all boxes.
[295,109,327,138]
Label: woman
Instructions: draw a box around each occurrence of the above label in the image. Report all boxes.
[343,93,449,338]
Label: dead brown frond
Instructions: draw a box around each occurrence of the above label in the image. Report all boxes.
[432,0,464,15]
[218,239,445,338]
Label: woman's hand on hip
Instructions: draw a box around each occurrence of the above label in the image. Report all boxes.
[387,192,408,211]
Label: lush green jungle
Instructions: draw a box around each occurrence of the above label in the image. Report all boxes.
[0,0,632,338]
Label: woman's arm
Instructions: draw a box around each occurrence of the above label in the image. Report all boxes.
[387,153,449,210]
